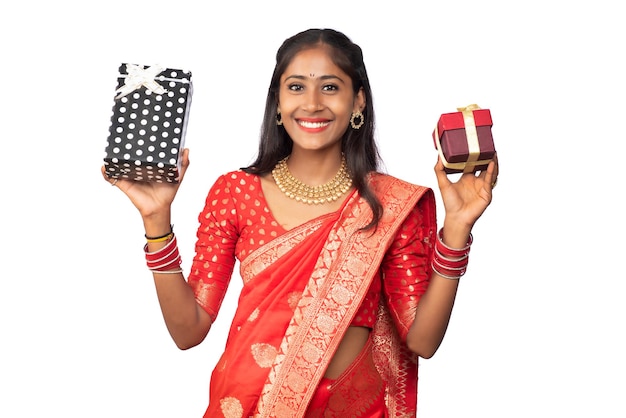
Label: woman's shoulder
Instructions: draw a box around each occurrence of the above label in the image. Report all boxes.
[368,171,431,193]
[211,169,261,186]
[367,172,436,216]
[206,169,263,201]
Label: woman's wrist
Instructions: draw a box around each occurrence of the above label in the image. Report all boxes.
[440,219,473,249]
[142,212,173,239]
[431,227,473,280]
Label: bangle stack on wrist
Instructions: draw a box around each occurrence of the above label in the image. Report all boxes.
[431,228,472,280]
[144,226,182,274]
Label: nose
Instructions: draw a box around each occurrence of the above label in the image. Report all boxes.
[302,89,323,112]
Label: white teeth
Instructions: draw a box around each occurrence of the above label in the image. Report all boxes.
[298,120,329,128]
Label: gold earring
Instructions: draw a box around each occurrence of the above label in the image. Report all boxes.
[350,111,364,129]
[276,108,283,126]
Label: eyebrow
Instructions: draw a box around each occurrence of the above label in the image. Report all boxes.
[284,74,345,83]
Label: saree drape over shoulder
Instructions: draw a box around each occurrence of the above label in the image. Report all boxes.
[188,171,436,418]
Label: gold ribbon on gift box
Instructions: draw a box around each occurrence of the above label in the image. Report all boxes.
[114,64,191,100]
[434,103,493,173]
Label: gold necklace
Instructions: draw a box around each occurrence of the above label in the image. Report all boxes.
[272,155,353,205]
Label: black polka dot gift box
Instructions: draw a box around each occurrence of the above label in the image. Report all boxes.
[104,64,193,183]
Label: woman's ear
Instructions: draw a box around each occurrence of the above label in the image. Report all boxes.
[355,87,366,112]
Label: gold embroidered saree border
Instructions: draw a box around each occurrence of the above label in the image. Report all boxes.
[240,218,326,284]
[255,174,429,417]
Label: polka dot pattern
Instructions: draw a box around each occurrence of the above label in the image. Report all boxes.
[103,64,192,183]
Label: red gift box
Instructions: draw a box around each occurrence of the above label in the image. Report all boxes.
[433,105,495,174]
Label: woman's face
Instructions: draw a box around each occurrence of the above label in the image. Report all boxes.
[278,45,364,154]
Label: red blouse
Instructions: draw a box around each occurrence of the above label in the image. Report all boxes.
[187,171,435,341]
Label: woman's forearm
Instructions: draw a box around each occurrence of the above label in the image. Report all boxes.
[406,221,472,358]
[152,272,213,350]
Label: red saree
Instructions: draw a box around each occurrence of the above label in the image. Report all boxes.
[188,171,435,418]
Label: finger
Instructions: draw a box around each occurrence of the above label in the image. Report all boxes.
[485,159,497,190]
[491,153,499,187]
[490,153,499,178]
[181,148,190,168]
[176,148,191,183]
[100,166,117,184]
[101,166,118,186]
[433,156,451,189]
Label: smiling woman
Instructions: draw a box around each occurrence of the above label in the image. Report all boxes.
[102,27,498,418]
[276,45,365,159]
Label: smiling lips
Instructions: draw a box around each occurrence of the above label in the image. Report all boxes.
[297,119,331,131]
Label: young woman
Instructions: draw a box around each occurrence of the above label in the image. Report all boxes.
[102,28,498,418]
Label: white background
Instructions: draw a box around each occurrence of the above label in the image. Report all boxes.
[2,1,624,417]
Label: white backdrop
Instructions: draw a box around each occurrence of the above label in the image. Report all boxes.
[2,1,624,417]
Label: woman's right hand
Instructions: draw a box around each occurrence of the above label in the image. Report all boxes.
[100,148,190,220]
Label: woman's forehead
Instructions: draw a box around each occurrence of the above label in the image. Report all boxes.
[282,46,348,80]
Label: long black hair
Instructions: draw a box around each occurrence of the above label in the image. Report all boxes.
[243,28,383,230]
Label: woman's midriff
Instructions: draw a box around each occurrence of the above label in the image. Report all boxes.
[324,325,371,379]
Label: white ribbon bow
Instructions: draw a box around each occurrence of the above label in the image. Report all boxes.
[115,64,168,99]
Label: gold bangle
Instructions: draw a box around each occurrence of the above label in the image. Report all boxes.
[145,225,174,243]
[146,232,174,243]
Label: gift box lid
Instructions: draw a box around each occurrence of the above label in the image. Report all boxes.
[114,63,192,99]
[434,108,492,138]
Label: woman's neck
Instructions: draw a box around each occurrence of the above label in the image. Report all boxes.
[285,149,344,186]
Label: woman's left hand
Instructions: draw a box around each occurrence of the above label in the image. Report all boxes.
[434,153,499,229]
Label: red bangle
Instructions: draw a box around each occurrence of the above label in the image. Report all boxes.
[147,253,181,270]
[432,228,473,280]
[144,236,177,262]
[434,248,468,269]
[431,262,466,280]
[432,258,468,277]
[146,244,179,268]
[150,255,182,272]
[144,235,182,272]
[432,253,469,271]
[436,228,472,258]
